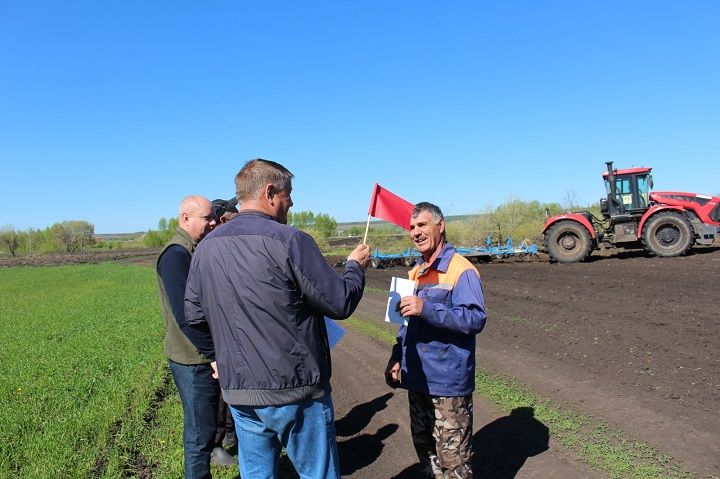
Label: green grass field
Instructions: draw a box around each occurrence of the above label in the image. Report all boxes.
[0,264,168,478]
[0,263,241,479]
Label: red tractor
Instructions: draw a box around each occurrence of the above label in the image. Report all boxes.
[543,162,720,263]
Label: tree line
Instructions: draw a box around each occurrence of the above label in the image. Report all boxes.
[1,198,586,257]
[0,221,96,256]
[141,211,338,249]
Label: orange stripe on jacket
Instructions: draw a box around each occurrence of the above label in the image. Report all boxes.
[409,253,480,292]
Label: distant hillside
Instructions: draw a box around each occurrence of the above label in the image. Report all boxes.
[93,214,486,238]
[337,213,486,230]
[95,232,145,241]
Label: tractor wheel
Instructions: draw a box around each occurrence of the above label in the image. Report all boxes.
[641,211,693,257]
[370,258,384,269]
[403,257,415,267]
[545,221,592,263]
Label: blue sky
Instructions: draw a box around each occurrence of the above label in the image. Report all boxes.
[1,1,718,233]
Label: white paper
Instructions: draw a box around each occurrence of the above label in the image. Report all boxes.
[324,317,346,349]
[384,276,415,325]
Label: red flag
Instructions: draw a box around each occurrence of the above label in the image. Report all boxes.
[367,183,414,230]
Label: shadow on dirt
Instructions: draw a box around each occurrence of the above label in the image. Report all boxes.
[581,244,720,263]
[689,245,720,256]
[335,392,398,476]
[473,407,549,478]
[336,392,394,437]
[339,424,399,476]
[392,407,549,479]
[250,392,399,479]
[584,249,650,262]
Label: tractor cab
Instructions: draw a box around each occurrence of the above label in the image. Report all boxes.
[600,162,653,218]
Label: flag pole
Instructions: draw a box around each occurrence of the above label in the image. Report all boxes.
[362,214,372,245]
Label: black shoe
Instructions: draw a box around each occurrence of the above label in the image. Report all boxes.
[211,446,236,466]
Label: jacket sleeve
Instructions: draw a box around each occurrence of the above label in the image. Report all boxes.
[287,231,365,319]
[154,246,215,362]
[182,248,216,361]
[157,245,191,326]
[419,268,487,335]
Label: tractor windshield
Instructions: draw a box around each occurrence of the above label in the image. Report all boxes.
[604,173,652,211]
[605,177,633,208]
[637,175,651,207]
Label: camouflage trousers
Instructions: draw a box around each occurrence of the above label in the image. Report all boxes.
[408,391,473,479]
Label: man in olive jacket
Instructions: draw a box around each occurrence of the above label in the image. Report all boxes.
[156,195,222,478]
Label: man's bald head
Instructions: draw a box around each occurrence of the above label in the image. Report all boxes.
[178,195,216,242]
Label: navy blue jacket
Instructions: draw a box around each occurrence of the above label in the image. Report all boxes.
[185,211,365,406]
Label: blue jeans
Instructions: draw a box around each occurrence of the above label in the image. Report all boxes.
[230,395,340,479]
[168,360,220,479]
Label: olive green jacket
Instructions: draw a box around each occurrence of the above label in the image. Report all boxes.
[156,227,208,365]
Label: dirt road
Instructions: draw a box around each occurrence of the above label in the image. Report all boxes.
[330,247,720,478]
[332,327,605,478]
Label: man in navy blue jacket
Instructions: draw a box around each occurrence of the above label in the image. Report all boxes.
[185,159,371,479]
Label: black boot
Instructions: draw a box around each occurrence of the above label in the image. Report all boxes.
[211,446,236,466]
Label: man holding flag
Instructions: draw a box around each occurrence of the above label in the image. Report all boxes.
[384,201,487,479]
[185,159,371,479]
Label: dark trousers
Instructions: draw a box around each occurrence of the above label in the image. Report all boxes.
[168,359,220,479]
[215,398,236,446]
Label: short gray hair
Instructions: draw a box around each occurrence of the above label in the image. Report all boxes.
[235,159,294,201]
[412,202,444,223]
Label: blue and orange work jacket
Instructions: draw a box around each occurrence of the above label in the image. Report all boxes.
[390,242,487,397]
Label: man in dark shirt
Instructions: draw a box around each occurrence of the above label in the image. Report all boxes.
[156,195,228,478]
[211,197,239,225]
[209,197,241,454]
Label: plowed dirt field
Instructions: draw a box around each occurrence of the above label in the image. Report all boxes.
[331,246,720,478]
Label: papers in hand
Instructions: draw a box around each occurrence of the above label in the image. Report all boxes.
[385,276,415,326]
[324,317,346,349]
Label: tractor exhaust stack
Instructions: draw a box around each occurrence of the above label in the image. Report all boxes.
[605,161,616,200]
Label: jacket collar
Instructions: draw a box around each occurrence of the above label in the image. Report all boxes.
[237,209,278,222]
[174,226,197,253]
[419,241,456,274]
